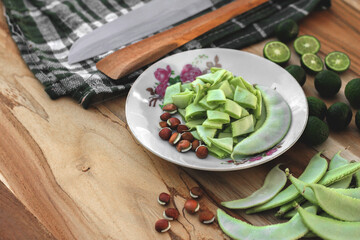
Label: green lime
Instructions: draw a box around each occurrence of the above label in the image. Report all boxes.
[356,110,360,130]
[325,51,351,73]
[285,65,306,86]
[326,102,352,131]
[301,53,324,75]
[263,41,291,65]
[307,96,327,120]
[275,19,299,42]
[294,35,321,55]
[314,70,341,97]
[301,116,329,146]
[345,78,360,108]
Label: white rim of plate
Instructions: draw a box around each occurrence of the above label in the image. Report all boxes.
[125,48,308,171]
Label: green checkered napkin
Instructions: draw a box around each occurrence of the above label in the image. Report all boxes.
[3,0,330,108]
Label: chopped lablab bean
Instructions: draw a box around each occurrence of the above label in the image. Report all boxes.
[161,68,291,159]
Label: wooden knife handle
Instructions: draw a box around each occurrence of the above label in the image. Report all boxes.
[96,0,267,80]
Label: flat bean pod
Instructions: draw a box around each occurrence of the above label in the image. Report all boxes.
[217,206,317,240]
[328,151,352,189]
[275,196,305,218]
[246,152,327,214]
[231,85,291,158]
[283,201,314,219]
[290,174,360,205]
[277,153,355,217]
[355,171,360,187]
[222,164,287,209]
[318,162,360,185]
[306,183,360,221]
[298,206,360,240]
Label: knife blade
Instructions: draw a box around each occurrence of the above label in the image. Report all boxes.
[96,0,267,80]
[68,0,214,64]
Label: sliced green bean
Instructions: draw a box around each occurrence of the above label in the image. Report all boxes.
[246,152,327,214]
[306,183,360,221]
[328,151,352,189]
[222,164,287,209]
[298,206,360,240]
[217,206,317,240]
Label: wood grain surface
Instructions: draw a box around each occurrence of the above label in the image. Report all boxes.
[0,0,359,239]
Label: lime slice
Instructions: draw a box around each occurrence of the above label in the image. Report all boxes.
[301,53,323,74]
[294,35,321,55]
[263,41,291,64]
[325,51,351,73]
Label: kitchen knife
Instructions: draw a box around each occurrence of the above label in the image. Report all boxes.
[96,0,267,80]
[68,0,214,64]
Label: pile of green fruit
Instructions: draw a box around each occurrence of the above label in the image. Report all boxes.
[263,19,360,146]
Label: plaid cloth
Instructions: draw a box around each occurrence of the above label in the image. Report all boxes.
[3,0,330,108]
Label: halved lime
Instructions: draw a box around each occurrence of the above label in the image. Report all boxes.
[325,51,351,73]
[263,41,291,64]
[301,53,323,74]
[294,35,321,55]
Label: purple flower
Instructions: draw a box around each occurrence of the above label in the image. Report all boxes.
[180,64,202,83]
[154,65,172,84]
[155,83,168,97]
[266,148,278,156]
[249,156,263,162]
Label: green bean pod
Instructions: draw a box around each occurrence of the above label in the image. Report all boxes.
[276,152,355,217]
[246,152,327,214]
[328,151,352,189]
[222,164,287,209]
[283,201,314,219]
[305,184,360,221]
[298,206,360,240]
[217,206,317,240]
[275,196,305,218]
[355,171,360,187]
[290,174,360,205]
[318,162,360,185]
[231,85,291,158]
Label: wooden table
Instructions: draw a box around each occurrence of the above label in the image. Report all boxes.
[0,0,359,239]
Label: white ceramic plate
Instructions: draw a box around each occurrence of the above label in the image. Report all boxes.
[125,49,308,171]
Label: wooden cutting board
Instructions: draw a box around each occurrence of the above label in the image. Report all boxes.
[0,0,359,239]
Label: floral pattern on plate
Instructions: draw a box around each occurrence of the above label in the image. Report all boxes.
[146,55,221,107]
